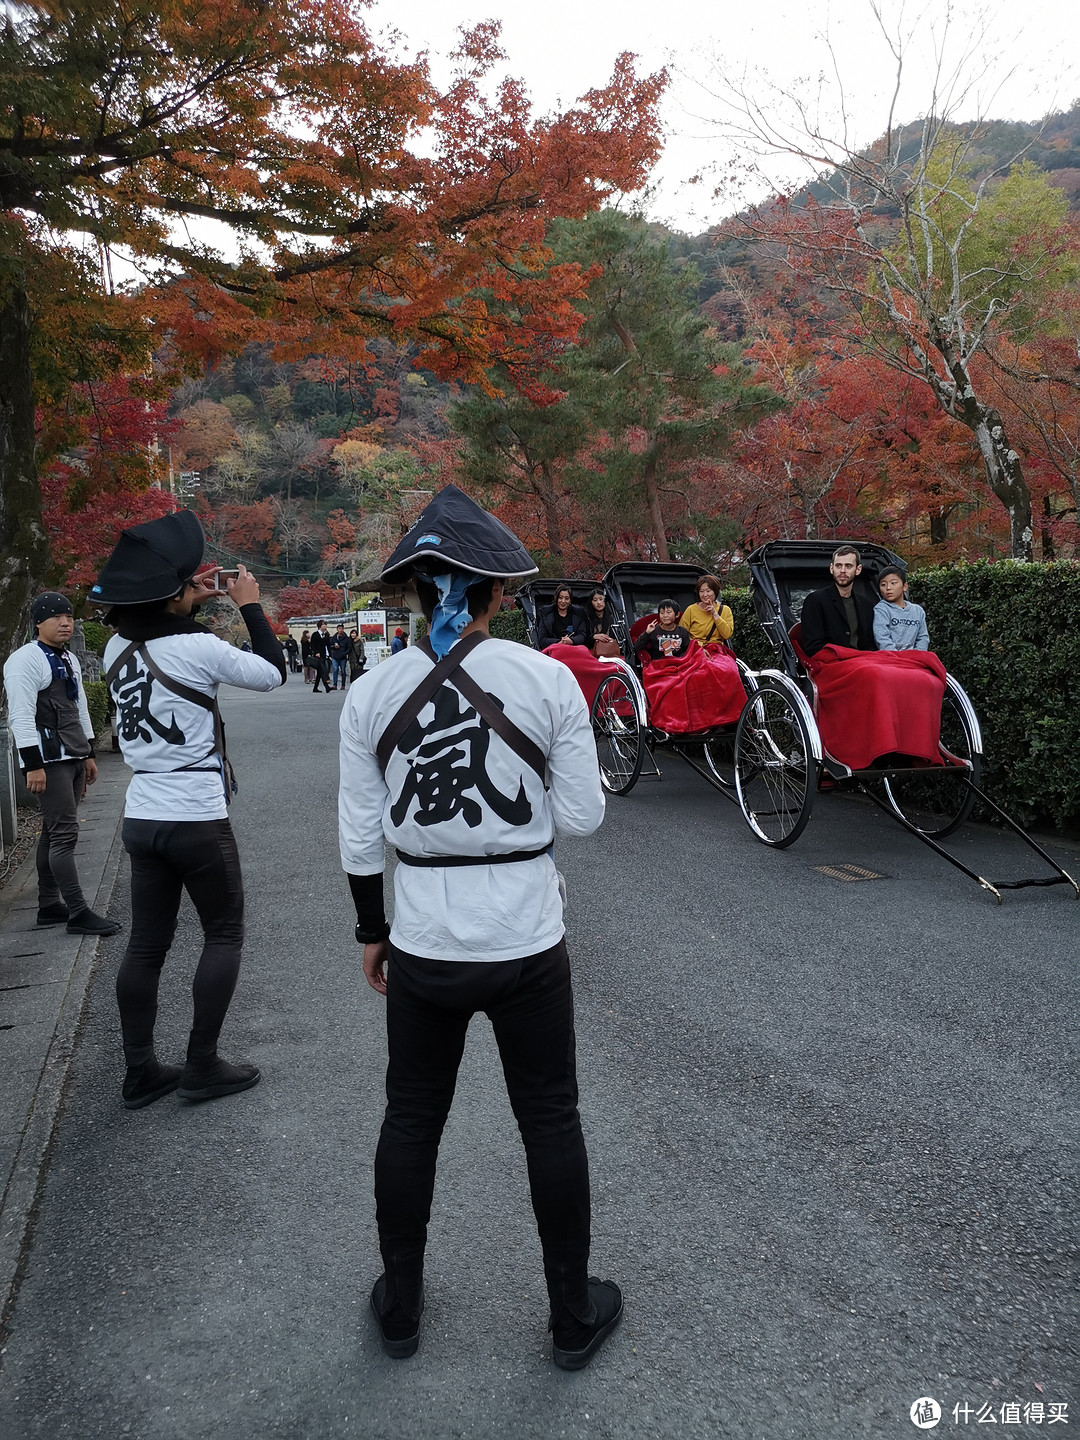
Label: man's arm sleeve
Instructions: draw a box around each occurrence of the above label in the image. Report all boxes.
[3,649,46,754]
[339,705,390,875]
[72,655,95,744]
[546,668,605,839]
[799,593,826,656]
[347,872,388,939]
[207,631,284,691]
[239,603,287,680]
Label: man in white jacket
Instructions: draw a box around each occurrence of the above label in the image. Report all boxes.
[94,510,284,1110]
[3,592,118,935]
[340,484,620,1370]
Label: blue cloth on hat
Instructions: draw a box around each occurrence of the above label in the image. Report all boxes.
[429,571,480,658]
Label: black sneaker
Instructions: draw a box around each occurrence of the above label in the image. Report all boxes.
[551,1278,623,1371]
[177,1057,261,1102]
[123,1058,183,1110]
[66,909,121,936]
[36,903,70,927]
[370,1275,423,1359]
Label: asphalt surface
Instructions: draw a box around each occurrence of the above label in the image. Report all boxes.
[0,676,1075,1439]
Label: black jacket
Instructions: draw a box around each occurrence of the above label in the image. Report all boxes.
[799,585,877,656]
[537,603,587,649]
[308,628,331,659]
[585,605,618,645]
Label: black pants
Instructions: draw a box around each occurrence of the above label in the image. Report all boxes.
[116,818,245,1065]
[311,658,331,691]
[36,760,87,911]
[375,938,591,1316]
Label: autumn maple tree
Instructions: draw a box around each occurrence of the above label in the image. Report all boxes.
[0,0,665,656]
[706,9,1080,558]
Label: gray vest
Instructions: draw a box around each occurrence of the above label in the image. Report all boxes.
[35,658,89,762]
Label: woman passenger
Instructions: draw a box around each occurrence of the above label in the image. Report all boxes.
[537,585,586,649]
[585,588,619,656]
[680,574,734,647]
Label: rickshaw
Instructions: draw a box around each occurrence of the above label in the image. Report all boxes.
[517,564,757,796]
[737,539,1077,901]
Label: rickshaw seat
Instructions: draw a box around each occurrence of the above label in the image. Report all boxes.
[788,622,811,667]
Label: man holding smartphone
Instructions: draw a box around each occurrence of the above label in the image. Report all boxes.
[93,510,285,1109]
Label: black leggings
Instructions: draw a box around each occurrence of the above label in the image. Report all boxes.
[375,938,591,1312]
[116,818,245,1065]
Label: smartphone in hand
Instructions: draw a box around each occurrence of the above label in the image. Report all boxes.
[212,569,240,592]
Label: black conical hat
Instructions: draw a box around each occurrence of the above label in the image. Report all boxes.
[381,484,537,584]
[89,510,206,606]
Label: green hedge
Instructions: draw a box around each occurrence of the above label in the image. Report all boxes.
[414,609,530,645]
[83,680,110,741]
[80,620,112,656]
[726,563,1080,831]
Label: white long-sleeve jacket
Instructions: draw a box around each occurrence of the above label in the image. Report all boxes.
[103,632,281,821]
[339,636,605,962]
[3,642,93,762]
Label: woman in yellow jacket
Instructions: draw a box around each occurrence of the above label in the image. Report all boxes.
[680,573,734,646]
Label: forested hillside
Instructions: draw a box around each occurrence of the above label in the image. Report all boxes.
[30,97,1080,612]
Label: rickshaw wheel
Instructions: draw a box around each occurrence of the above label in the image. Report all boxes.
[734,681,816,847]
[882,687,980,838]
[591,673,644,795]
[702,733,736,790]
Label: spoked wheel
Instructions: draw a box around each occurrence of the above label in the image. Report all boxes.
[591,672,645,795]
[882,686,981,838]
[702,732,736,790]
[734,682,816,847]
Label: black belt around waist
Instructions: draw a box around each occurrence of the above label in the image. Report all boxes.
[395,844,553,869]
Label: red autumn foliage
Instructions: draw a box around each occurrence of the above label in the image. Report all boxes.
[276,578,344,621]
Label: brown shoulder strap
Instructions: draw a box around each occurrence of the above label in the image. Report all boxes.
[375,632,547,784]
[108,640,226,760]
[104,640,141,691]
[375,631,487,775]
[414,636,546,783]
[449,667,547,784]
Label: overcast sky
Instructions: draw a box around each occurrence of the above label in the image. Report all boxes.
[366,0,1080,233]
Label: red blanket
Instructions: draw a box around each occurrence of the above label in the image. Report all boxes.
[642,640,746,734]
[543,643,623,710]
[806,645,947,769]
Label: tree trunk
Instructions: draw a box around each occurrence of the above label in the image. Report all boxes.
[968,411,1033,561]
[0,283,49,665]
[930,508,949,545]
[942,356,1033,561]
[536,462,564,569]
[642,451,669,562]
[1041,493,1055,562]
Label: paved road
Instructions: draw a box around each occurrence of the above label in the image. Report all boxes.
[0,678,1075,1439]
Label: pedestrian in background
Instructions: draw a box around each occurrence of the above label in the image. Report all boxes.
[329,624,351,689]
[300,630,314,683]
[3,593,120,935]
[309,621,332,693]
[93,511,285,1110]
[348,629,366,683]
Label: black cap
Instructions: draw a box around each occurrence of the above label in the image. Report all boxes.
[30,592,73,626]
[381,484,537,585]
[89,510,205,606]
